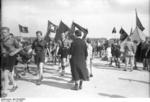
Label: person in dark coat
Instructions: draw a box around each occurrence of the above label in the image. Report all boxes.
[135,42,142,62]
[141,37,150,70]
[110,43,116,66]
[145,42,150,71]
[70,30,89,90]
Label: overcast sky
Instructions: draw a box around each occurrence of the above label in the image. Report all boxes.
[2,0,150,38]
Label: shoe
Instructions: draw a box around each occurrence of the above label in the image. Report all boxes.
[133,66,138,70]
[36,80,41,85]
[21,72,26,76]
[61,70,65,76]
[14,74,21,80]
[72,84,79,90]
[39,76,43,81]
[79,85,82,89]
[2,93,7,97]
[90,74,93,77]
[123,69,127,71]
[10,85,18,92]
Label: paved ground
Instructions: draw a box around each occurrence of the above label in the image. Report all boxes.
[6,58,150,98]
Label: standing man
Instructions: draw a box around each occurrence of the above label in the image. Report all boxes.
[114,41,121,68]
[1,27,19,97]
[58,31,70,76]
[123,37,135,71]
[141,37,150,71]
[32,31,46,85]
[70,30,89,90]
[145,40,150,71]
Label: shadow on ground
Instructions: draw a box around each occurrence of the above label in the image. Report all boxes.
[98,93,126,98]
[17,71,73,90]
[119,77,150,84]
[44,76,69,82]
[92,63,121,71]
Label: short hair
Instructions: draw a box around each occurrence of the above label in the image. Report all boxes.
[1,27,10,32]
[86,38,91,43]
[75,30,81,37]
[9,33,14,37]
[36,31,42,35]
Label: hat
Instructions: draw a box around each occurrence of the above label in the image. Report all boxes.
[75,30,81,37]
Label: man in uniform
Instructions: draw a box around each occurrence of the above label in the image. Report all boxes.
[32,31,47,85]
[123,37,135,71]
[1,27,19,97]
[58,31,70,76]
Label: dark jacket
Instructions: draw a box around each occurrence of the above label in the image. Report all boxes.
[32,39,46,53]
[70,38,88,81]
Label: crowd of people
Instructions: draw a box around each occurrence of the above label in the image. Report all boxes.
[1,26,150,98]
[92,37,150,72]
[0,27,94,97]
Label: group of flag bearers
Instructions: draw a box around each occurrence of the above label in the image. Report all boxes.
[105,9,150,71]
[1,18,94,97]
[1,9,149,98]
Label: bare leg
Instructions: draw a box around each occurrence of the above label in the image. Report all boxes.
[124,57,129,71]
[39,63,44,80]
[2,70,9,95]
[89,59,93,77]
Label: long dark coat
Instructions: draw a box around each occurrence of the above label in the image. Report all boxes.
[70,38,89,81]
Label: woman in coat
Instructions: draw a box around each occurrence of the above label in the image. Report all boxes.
[70,30,89,90]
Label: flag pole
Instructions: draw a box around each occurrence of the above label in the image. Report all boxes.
[18,24,22,42]
[135,8,137,28]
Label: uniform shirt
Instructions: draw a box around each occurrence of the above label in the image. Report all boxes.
[1,36,19,55]
[124,41,135,56]
[61,39,70,48]
[32,39,46,53]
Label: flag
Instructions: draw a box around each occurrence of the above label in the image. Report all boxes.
[68,22,76,40]
[119,27,128,41]
[72,22,88,39]
[44,20,57,42]
[112,27,116,33]
[136,9,145,31]
[46,20,57,34]
[130,26,146,45]
[19,24,28,33]
[55,21,70,41]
